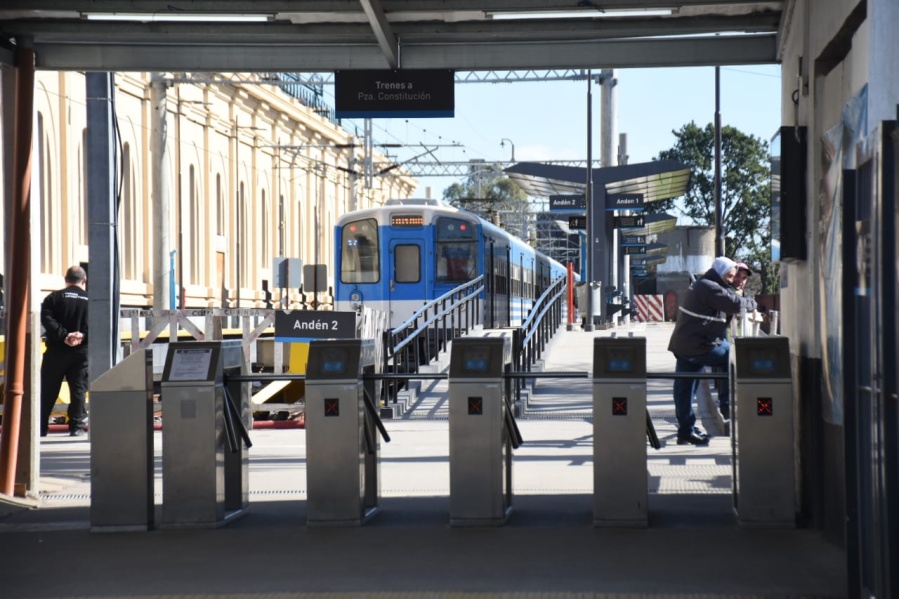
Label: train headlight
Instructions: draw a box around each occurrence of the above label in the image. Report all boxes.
[350,290,362,303]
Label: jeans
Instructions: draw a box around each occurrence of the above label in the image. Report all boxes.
[672,340,730,438]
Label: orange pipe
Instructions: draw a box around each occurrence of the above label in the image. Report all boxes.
[0,46,35,496]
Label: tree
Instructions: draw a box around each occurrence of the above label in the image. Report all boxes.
[442,163,531,239]
[655,122,779,293]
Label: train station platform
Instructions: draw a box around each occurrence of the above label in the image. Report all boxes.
[0,322,846,599]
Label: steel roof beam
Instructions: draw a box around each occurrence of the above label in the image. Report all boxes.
[1,1,780,14]
[358,0,399,68]
[1,13,779,45]
[27,34,776,71]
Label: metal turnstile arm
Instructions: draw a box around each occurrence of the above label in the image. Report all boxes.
[363,387,391,443]
[362,418,376,454]
[502,392,524,449]
[504,410,523,449]
[646,413,661,450]
[222,393,240,453]
[223,386,253,449]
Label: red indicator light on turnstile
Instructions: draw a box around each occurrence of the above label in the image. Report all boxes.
[468,397,483,415]
[325,398,340,417]
[757,398,773,416]
[612,397,628,416]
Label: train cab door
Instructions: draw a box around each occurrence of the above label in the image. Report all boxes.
[489,242,511,328]
[484,239,510,329]
[387,239,426,328]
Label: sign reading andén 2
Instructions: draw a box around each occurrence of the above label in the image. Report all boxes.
[549,194,586,211]
[274,311,356,341]
[335,70,455,118]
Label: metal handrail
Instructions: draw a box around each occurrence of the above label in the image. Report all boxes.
[521,288,565,348]
[392,284,484,354]
[382,276,485,405]
[226,369,727,384]
[391,276,484,334]
[511,275,568,405]
[520,277,564,331]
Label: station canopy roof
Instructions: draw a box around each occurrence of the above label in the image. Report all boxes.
[640,213,678,236]
[504,159,690,204]
[637,254,667,265]
[0,2,784,72]
[643,242,669,256]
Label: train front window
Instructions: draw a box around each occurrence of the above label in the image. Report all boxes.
[436,217,477,283]
[341,218,379,283]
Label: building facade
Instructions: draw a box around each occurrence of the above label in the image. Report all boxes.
[7,71,416,307]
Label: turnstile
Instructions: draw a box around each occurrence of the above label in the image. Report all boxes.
[89,349,155,532]
[448,336,522,526]
[592,337,648,527]
[305,339,388,526]
[160,340,249,528]
[731,336,795,527]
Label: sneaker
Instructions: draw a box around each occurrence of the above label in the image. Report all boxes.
[70,428,86,437]
[719,405,730,420]
[677,431,709,445]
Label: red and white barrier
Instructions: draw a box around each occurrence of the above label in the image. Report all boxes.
[633,294,664,322]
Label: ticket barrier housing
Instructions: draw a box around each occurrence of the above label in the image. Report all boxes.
[89,349,155,532]
[592,337,648,527]
[160,340,251,529]
[305,339,389,526]
[448,336,522,526]
[731,336,795,527]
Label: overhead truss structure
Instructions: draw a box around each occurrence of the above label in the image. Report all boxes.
[1,2,784,72]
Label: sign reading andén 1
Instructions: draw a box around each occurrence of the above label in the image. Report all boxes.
[274,311,356,341]
[606,193,645,210]
[335,69,454,118]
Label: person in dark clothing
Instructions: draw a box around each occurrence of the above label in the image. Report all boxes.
[667,257,757,445]
[40,266,89,437]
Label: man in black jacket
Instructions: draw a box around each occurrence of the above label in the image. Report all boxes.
[40,266,89,437]
[667,257,757,445]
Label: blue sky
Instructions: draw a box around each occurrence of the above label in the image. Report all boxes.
[332,64,782,201]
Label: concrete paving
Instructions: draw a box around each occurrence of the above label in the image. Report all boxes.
[0,321,846,598]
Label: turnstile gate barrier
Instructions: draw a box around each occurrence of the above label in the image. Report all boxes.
[731,336,796,526]
[160,340,250,529]
[448,336,522,526]
[305,339,388,526]
[592,337,648,527]
[89,349,155,532]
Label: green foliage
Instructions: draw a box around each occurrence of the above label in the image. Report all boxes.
[656,122,778,293]
[443,163,529,212]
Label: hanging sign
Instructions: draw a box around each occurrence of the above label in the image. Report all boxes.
[335,69,454,118]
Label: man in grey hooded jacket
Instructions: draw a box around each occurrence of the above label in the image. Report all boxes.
[667,257,757,445]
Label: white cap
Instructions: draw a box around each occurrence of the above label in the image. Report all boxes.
[711,256,737,278]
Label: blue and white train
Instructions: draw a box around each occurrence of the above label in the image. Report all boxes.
[334,198,571,329]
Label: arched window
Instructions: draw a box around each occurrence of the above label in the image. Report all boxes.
[80,129,88,243]
[215,173,225,236]
[261,188,269,266]
[294,182,305,261]
[238,181,247,287]
[38,112,55,272]
[189,164,200,284]
[121,142,137,279]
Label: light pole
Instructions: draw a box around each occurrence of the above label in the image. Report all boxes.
[501,138,515,162]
